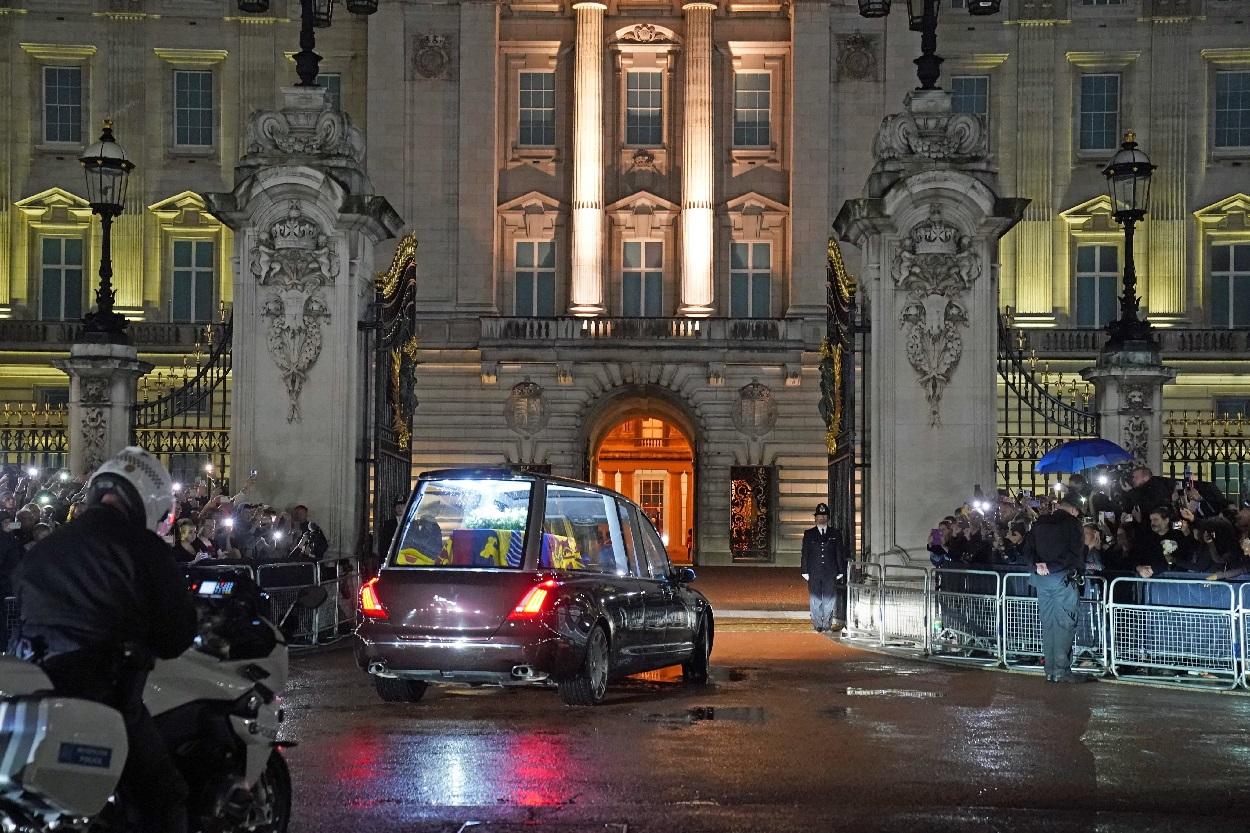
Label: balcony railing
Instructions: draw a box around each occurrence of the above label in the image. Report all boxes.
[480,316,803,345]
[1017,328,1250,358]
[0,319,212,351]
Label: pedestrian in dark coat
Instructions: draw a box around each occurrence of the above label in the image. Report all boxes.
[800,503,847,633]
[1025,496,1093,684]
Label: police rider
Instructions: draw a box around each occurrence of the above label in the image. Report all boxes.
[9,446,197,833]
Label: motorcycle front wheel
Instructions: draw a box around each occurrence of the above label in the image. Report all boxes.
[232,751,292,833]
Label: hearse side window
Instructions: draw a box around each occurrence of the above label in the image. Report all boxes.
[637,514,672,579]
[615,500,643,577]
[542,485,622,573]
[391,479,532,568]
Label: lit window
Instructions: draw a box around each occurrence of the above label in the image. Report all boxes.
[733,73,771,148]
[518,71,555,147]
[317,73,342,111]
[515,241,556,317]
[1074,244,1119,328]
[174,70,214,146]
[1078,73,1119,151]
[1080,0,1125,5]
[730,242,771,318]
[951,75,990,122]
[43,66,82,144]
[622,241,663,317]
[172,240,215,323]
[40,237,84,321]
[625,71,662,147]
[1215,71,1250,149]
[1210,242,1250,328]
[641,418,664,440]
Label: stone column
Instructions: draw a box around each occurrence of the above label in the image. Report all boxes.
[787,0,832,318]
[206,86,403,559]
[679,1,716,317]
[1082,350,1177,474]
[1144,19,1189,324]
[569,2,606,316]
[835,90,1027,565]
[54,343,151,475]
[458,0,500,313]
[1010,22,1057,327]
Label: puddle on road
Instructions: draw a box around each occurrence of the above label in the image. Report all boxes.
[819,706,851,720]
[643,706,769,728]
[845,687,942,699]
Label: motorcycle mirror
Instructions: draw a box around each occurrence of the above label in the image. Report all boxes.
[295,586,328,610]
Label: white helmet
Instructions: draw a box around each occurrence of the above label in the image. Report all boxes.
[86,446,177,536]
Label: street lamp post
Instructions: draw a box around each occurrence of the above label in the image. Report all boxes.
[856,0,1001,90]
[237,0,379,88]
[1101,132,1158,350]
[78,120,135,344]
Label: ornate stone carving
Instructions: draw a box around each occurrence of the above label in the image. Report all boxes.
[872,95,988,164]
[894,205,981,426]
[1120,383,1151,414]
[414,34,450,79]
[731,380,778,439]
[504,378,548,438]
[79,377,111,470]
[244,91,365,162]
[836,34,877,82]
[1124,415,1149,463]
[252,200,339,423]
[621,24,667,43]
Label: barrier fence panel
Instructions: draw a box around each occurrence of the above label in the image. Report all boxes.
[846,562,884,644]
[1108,577,1239,690]
[2,596,17,655]
[1242,583,1250,692]
[880,565,932,652]
[1001,572,1108,674]
[932,568,1002,665]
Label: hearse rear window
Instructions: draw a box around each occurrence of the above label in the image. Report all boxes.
[391,479,533,568]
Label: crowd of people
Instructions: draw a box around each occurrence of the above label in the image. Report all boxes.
[928,466,1250,583]
[2,463,332,603]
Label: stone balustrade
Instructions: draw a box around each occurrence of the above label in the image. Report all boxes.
[0,319,211,352]
[1016,328,1250,358]
[479,316,804,346]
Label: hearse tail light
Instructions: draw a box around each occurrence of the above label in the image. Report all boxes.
[360,576,388,619]
[507,579,558,621]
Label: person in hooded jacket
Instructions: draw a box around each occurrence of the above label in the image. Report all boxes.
[9,446,197,833]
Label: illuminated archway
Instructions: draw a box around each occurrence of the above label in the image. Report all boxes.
[588,392,696,564]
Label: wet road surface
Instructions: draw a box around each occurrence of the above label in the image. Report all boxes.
[281,632,1250,832]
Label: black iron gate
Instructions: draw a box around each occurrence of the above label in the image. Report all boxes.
[997,312,1100,496]
[365,234,418,565]
[132,311,232,485]
[821,239,868,558]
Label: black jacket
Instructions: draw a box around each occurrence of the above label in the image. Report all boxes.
[801,525,846,579]
[1121,476,1177,516]
[1023,510,1084,574]
[13,506,197,659]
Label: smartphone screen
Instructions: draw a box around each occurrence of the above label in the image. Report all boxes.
[929,528,943,547]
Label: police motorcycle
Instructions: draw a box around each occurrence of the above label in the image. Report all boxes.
[0,566,327,833]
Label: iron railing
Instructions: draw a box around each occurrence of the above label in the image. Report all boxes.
[0,403,69,470]
[131,312,232,485]
[1161,410,1250,506]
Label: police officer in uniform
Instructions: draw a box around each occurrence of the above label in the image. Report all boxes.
[1024,495,1094,683]
[801,503,846,633]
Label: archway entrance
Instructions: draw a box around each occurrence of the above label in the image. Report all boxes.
[592,411,695,564]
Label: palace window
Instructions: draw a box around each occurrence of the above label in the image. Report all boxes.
[43,66,82,144]
[625,71,663,147]
[1078,73,1120,151]
[316,73,342,111]
[1215,71,1250,149]
[1074,244,1119,328]
[730,242,771,318]
[951,75,990,122]
[518,71,555,147]
[515,240,556,317]
[1210,242,1250,328]
[622,240,663,317]
[40,237,84,321]
[172,239,215,323]
[733,72,771,148]
[174,70,214,147]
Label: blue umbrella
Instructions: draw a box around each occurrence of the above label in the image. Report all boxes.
[1034,438,1133,474]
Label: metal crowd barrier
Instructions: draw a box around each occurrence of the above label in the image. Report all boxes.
[255,557,361,647]
[931,568,1002,665]
[880,565,932,651]
[1001,573,1108,675]
[2,596,18,655]
[1242,583,1250,692]
[1108,577,1240,690]
[845,562,884,643]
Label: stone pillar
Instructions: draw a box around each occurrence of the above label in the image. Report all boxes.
[1010,22,1057,327]
[679,1,716,317]
[206,86,402,559]
[1082,350,1176,474]
[54,343,151,475]
[787,0,832,318]
[569,2,606,316]
[458,0,500,313]
[835,90,1027,564]
[1144,19,1189,324]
